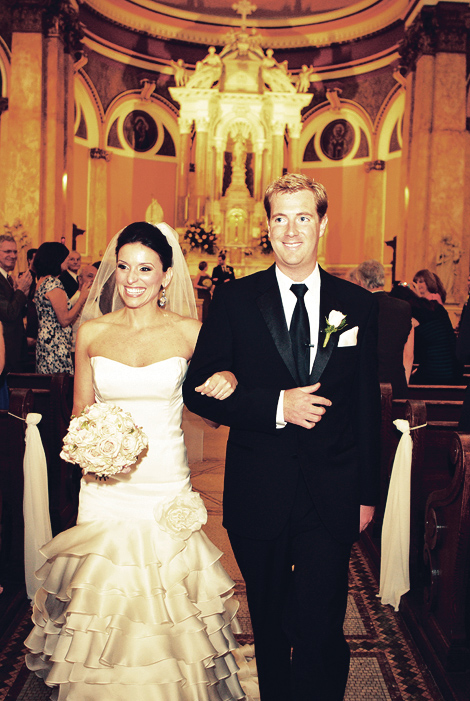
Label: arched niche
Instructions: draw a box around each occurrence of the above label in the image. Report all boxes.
[301,102,374,168]
[104,94,179,161]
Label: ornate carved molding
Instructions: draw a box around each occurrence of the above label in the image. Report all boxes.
[400,3,470,75]
[12,0,45,33]
[90,147,111,161]
[11,0,83,54]
[43,0,84,54]
[365,160,385,172]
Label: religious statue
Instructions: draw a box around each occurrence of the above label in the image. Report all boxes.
[261,49,295,93]
[186,46,223,89]
[170,58,187,87]
[436,235,462,300]
[232,136,246,170]
[297,64,314,93]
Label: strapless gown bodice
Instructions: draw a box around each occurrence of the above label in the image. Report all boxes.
[91,355,189,487]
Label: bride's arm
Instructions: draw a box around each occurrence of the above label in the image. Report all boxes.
[72,323,96,416]
[195,371,237,400]
[185,319,238,401]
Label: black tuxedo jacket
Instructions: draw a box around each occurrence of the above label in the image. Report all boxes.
[59,270,79,298]
[0,274,28,373]
[211,264,235,287]
[183,265,380,543]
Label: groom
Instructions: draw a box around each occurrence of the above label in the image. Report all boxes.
[183,173,380,700]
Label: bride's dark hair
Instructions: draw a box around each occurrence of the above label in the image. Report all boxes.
[115,222,173,271]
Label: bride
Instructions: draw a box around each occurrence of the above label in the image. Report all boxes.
[25,222,250,700]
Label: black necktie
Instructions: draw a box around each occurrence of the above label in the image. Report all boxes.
[289,283,311,385]
[6,274,13,288]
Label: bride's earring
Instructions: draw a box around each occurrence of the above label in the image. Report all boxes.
[158,287,167,308]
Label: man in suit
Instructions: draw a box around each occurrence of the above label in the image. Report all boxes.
[0,235,32,374]
[356,259,413,398]
[211,252,235,287]
[183,174,380,700]
[59,250,80,298]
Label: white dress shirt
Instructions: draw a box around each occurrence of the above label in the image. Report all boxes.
[275,264,321,427]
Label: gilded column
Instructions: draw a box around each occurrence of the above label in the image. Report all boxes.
[271,121,286,181]
[88,149,111,261]
[3,0,82,246]
[194,117,210,221]
[4,6,44,244]
[398,2,470,303]
[362,160,386,261]
[253,141,265,201]
[287,121,302,173]
[176,118,192,227]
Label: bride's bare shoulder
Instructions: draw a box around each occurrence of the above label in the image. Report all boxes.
[78,312,122,340]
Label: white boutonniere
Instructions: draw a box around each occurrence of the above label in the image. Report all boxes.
[323,310,347,348]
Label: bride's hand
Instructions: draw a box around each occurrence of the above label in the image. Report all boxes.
[195,371,238,400]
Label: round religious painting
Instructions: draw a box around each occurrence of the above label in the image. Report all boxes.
[123,111,158,152]
[320,119,355,161]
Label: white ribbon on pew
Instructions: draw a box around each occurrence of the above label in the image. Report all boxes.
[378,419,421,611]
[23,413,52,600]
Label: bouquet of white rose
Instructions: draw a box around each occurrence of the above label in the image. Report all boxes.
[60,403,148,479]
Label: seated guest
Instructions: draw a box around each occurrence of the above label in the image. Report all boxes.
[34,243,91,375]
[391,281,460,385]
[211,252,235,287]
[356,260,413,398]
[59,250,81,298]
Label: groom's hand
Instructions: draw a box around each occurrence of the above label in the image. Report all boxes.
[283,383,332,428]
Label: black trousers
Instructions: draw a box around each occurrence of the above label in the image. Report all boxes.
[229,473,352,701]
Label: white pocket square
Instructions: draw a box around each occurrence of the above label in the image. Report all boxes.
[337,326,358,347]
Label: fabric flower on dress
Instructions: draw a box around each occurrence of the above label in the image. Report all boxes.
[323,310,347,348]
[60,403,148,478]
[154,491,208,540]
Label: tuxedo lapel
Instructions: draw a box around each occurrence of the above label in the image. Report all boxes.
[310,268,343,384]
[256,266,299,383]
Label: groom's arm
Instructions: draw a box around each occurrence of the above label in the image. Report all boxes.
[183,288,280,433]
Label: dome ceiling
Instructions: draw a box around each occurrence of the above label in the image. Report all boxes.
[83,0,409,48]
[144,0,359,19]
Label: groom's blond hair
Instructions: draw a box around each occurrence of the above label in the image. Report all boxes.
[264,174,328,220]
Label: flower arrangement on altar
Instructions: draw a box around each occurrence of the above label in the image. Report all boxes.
[184,221,217,255]
[259,231,273,255]
[60,403,148,479]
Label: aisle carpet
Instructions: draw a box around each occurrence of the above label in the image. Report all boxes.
[0,412,443,700]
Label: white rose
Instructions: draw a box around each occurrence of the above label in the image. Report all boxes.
[155,492,208,540]
[327,310,346,328]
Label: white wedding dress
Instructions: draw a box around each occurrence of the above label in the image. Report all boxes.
[25,356,249,701]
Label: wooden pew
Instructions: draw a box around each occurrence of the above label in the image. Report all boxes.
[0,388,34,583]
[365,385,427,573]
[407,384,466,401]
[373,385,470,698]
[6,373,79,534]
[420,432,470,674]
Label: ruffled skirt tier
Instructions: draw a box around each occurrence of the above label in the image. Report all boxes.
[25,517,246,700]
